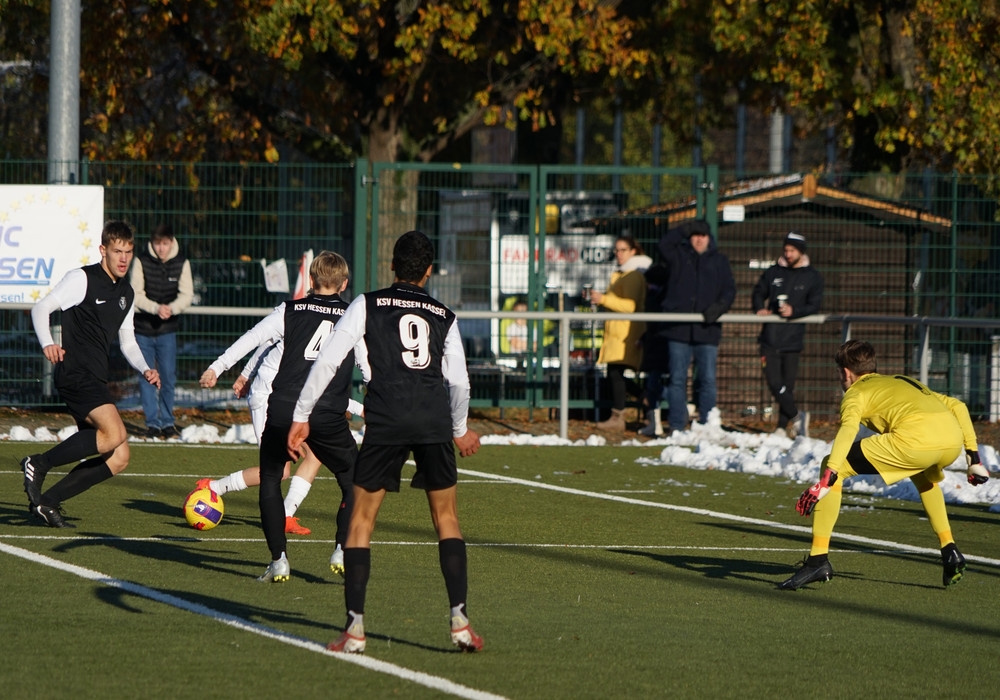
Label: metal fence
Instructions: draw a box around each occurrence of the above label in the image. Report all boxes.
[1,160,999,423]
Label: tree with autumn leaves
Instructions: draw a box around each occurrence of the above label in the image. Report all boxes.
[2,0,1000,175]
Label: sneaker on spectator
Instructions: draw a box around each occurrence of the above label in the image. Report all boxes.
[796,411,810,438]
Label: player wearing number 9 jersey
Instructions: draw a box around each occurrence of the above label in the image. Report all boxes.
[289,230,483,654]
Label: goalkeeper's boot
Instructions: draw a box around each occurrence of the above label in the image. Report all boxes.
[284,516,311,535]
[256,553,290,583]
[779,556,834,590]
[450,615,484,652]
[330,544,345,577]
[941,544,966,587]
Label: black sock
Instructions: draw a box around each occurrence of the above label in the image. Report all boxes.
[41,458,113,506]
[343,548,371,618]
[805,553,829,566]
[41,429,99,469]
[258,471,286,561]
[438,538,468,610]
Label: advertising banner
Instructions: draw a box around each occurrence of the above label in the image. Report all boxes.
[0,185,104,304]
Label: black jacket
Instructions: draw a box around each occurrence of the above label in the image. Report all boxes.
[646,222,736,345]
[751,256,824,352]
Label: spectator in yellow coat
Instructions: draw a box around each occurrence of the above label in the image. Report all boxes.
[585,235,652,431]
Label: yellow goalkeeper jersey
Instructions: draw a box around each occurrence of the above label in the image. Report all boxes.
[828,373,978,474]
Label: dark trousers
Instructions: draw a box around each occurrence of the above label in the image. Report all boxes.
[607,363,640,411]
[762,346,800,427]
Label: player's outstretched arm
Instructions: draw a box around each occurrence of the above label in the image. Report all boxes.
[454,429,480,458]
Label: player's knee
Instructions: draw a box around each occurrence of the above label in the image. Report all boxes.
[99,425,128,452]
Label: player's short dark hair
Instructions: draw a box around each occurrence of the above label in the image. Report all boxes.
[102,220,135,247]
[835,339,877,375]
[151,224,174,242]
[311,250,349,291]
[392,230,434,283]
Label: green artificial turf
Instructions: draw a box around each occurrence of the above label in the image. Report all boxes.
[2,442,998,699]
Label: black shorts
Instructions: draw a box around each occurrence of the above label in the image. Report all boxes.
[355,442,457,493]
[54,366,113,426]
[260,411,358,478]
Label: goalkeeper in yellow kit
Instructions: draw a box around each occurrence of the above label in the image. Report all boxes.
[781,340,991,590]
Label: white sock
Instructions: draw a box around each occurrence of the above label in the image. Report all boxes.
[347,610,364,635]
[451,604,468,627]
[210,470,248,496]
[283,476,312,518]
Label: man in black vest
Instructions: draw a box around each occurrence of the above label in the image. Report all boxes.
[130,224,193,438]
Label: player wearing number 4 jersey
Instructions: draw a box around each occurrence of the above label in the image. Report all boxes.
[781,340,990,591]
[199,336,364,549]
[289,230,483,654]
[202,251,362,582]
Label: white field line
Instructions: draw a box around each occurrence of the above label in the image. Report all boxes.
[4,465,999,567]
[0,540,506,700]
[456,468,1000,568]
[3,462,999,698]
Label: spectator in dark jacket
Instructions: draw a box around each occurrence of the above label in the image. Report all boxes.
[646,220,736,432]
[752,232,824,437]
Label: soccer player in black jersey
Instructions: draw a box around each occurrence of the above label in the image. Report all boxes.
[200,251,360,582]
[20,220,160,527]
[289,230,483,654]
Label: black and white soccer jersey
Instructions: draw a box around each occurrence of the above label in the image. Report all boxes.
[44,263,136,382]
[265,294,353,425]
[294,282,472,446]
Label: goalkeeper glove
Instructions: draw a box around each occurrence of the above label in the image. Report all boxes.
[966,449,989,486]
[796,468,838,516]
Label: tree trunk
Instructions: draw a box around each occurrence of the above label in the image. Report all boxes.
[368,114,420,287]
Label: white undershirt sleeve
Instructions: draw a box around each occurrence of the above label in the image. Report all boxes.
[31,268,87,349]
[208,305,286,377]
[442,319,471,437]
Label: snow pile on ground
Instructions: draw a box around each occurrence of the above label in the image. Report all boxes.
[3,407,998,511]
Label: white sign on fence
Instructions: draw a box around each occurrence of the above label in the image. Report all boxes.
[498,234,618,295]
[0,185,104,303]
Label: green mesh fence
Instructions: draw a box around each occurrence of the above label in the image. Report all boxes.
[1,163,999,422]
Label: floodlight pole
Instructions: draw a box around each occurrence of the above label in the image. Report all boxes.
[48,0,81,185]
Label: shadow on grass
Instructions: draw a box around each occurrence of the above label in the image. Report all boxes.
[90,580,455,653]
